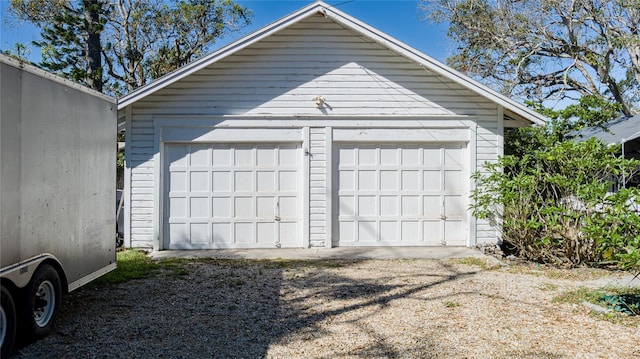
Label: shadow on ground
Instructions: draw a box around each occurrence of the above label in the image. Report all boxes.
[12,259,478,358]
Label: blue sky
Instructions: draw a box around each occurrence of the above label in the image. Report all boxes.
[0,0,452,64]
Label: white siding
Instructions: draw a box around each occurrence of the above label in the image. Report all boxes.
[474,112,501,245]
[128,117,155,248]
[309,127,328,247]
[131,14,495,119]
[126,13,504,249]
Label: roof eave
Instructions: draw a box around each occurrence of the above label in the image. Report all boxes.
[319,6,546,125]
[118,1,547,126]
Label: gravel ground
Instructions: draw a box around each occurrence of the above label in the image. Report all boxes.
[12,257,640,358]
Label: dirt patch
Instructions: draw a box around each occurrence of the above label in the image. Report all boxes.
[12,258,640,358]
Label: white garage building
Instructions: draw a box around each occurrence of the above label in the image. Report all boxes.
[118,1,546,251]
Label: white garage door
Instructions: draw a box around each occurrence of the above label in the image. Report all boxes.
[164,143,301,249]
[337,144,467,246]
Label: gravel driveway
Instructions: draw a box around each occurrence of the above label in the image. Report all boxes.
[12,257,640,358]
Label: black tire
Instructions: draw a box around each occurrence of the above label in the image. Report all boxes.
[1,285,17,358]
[22,264,62,339]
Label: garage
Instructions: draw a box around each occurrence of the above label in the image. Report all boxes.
[118,2,546,250]
[164,143,302,249]
[337,143,467,246]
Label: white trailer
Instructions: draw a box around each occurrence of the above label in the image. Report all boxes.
[0,54,117,357]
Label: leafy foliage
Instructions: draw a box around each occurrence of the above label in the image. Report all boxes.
[472,135,640,269]
[420,0,640,116]
[10,0,251,95]
[601,293,640,315]
[30,0,106,91]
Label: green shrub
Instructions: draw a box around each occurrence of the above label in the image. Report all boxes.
[471,136,640,269]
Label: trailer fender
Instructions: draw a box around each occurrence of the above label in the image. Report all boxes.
[0,254,68,293]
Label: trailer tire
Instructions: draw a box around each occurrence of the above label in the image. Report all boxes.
[22,264,62,339]
[1,285,17,358]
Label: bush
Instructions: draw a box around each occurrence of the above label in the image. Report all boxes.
[471,135,640,269]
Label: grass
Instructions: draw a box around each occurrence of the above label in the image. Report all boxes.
[450,257,501,270]
[553,286,640,325]
[91,250,160,287]
[90,250,191,288]
[443,300,461,308]
[503,262,614,281]
[89,251,350,288]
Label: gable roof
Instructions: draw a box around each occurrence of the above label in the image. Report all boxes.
[575,115,640,145]
[117,1,546,125]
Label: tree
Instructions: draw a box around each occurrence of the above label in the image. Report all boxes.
[420,0,640,117]
[10,0,251,95]
[2,43,31,61]
[23,0,105,91]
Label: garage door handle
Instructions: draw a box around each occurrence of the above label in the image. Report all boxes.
[440,215,447,220]
[275,216,281,222]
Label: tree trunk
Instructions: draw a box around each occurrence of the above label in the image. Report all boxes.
[84,0,102,92]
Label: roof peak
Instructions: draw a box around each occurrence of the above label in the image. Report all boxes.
[117,1,546,125]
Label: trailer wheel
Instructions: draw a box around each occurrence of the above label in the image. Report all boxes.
[23,264,62,339]
[1,285,17,358]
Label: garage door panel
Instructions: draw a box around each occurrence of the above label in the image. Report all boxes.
[190,172,209,192]
[212,148,231,165]
[235,147,253,165]
[445,221,465,245]
[358,196,376,216]
[234,171,253,192]
[401,148,420,165]
[423,171,440,189]
[169,224,188,244]
[190,223,209,244]
[401,171,420,190]
[257,222,275,244]
[190,197,208,218]
[339,171,355,190]
[444,196,465,217]
[340,222,355,243]
[358,221,377,242]
[337,143,467,246]
[445,148,464,166]
[380,196,398,216]
[401,221,420,242]
[257,172,275,191]
[339,196,355,216]
[401,196,420,216]
[380,148,397,165]
[444,171,463,192]
[257,148,276,166]
[212,223,231,243]
[234,197,253,218]
[212,197,230,217]
[167,145,188,166]
[256,197,275,217]
[339,148,356,165]
[279,222,299,246]
[423,197,440,217]
[235,223,253,243]
[165,143,301,249]
[170,172,187,192]
[358,171,376,190]
[380,171,398,190]
[279,171,298,191]
[169,197,187,218]
[278,196,298,217]
[190,146,209,165]
[423,221,442,244]
[380,221,398,241]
